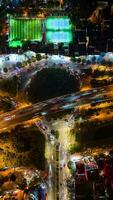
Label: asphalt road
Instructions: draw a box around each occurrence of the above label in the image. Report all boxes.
[1,84,113,200]
[0,85,113,132]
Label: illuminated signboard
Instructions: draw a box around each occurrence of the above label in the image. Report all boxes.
[46,16,73,43]
[46,31,73,43]
[9,16,42,47]
[46,16,72,30]
[9,40,23,47]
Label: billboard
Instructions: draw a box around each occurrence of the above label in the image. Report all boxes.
[46,16,73,43]
[46,17,72,30]
[46,31,73,43]
[9,41,23,47]
[9,16,42,47]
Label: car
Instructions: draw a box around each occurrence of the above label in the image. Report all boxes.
[0,166,9,171]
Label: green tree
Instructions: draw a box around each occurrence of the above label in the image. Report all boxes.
[0,125,46,170]
[0,75,21,96]
[16,62,22,68]
[3,67,8,73]
[27,67,80,103]
[36,53,42,61]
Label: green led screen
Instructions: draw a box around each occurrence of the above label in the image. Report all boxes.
[46,16,73,43]
[9,16,42,47]
[9,41,23,47]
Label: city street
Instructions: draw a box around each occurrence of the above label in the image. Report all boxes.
[0,85,113,132]
[1,0,113,199]
[51,118,75,200]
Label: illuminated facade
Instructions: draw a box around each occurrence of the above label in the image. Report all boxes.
[9,15,73,47]
[9,16,42,47]
[46,16,73,43]
[46,31,72,43]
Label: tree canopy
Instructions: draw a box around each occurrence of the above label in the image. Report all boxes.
[0,75,21,96]
[27,67,80,103]
[0,125,46,170]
